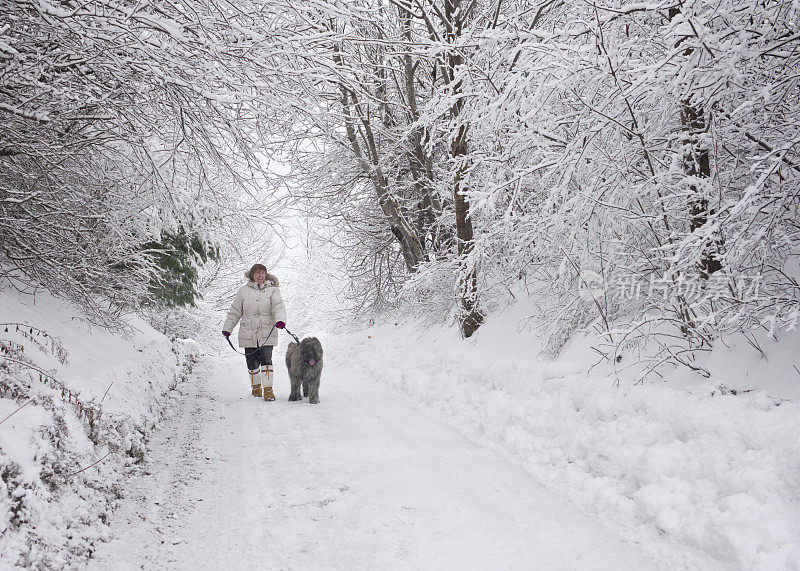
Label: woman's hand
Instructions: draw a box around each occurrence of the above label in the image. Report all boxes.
[222,331,231,338]
[275,321,285,329]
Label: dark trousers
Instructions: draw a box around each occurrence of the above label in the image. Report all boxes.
[245,345,273,370]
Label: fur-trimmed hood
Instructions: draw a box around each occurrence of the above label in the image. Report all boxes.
[243,271,279,287]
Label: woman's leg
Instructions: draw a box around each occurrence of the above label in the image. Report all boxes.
[260,346,275,400]
[245,350,262,397]
[262,346,274,366]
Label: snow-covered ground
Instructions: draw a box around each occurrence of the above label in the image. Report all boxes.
[2,288,799,569]
[88,350,674,570]
[338,307,800,570]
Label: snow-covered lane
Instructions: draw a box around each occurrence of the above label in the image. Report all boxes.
[88,352,660,570]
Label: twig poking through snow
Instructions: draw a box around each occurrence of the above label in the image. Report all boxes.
[0,398,33,426]
[100,381,114,403]
[67,451,113,479]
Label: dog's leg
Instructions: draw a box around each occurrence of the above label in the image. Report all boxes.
[302,377,309,398]
[288,374,302,401]
[308,379,320,404]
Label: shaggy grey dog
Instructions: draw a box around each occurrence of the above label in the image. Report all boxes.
[286,337,324,404]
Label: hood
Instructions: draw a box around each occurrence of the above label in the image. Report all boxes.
[244,271,280,287]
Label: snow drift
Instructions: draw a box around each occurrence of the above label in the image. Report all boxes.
[333,309,800,570]
[0,288,198,568]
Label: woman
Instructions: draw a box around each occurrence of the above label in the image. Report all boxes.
[222,263,287,401]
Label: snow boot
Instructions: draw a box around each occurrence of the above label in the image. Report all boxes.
[249,368,262,397]
[261,365,276,401]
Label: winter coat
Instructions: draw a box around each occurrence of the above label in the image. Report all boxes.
[223,273,287,348]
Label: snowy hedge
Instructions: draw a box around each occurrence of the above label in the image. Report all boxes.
[0,289,200,568]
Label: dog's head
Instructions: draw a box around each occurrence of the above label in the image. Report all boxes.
[299,336,323,367]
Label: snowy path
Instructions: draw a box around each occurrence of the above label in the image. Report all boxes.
[88,353,660,570]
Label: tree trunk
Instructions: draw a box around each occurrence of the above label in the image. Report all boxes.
[452,122,482,337]
[680,102,722,277]
[445,0,482,338]
[334,63,427,272]
[398,5,450,254]
[670,7,722,278]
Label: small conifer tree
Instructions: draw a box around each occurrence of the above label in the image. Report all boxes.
[143,227,218,308]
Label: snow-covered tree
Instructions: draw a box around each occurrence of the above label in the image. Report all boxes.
[0,0,287,323]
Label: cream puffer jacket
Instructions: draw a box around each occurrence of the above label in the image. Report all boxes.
[223,273,287,348]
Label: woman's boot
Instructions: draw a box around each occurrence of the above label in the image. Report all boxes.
[249,368,262,397]
[261,365,276,401]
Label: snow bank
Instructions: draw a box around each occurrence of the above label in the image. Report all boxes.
[332,315,800,570]
[0,288,200,568]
